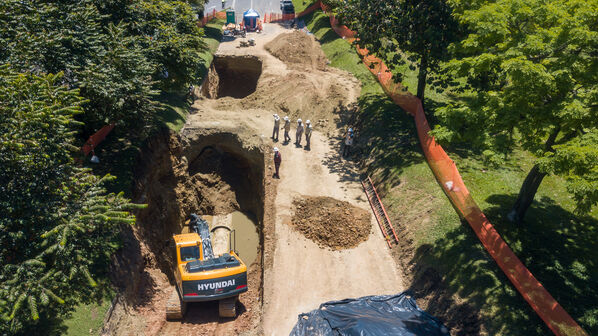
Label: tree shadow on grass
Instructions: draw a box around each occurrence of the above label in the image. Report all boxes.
[410,222,549,336]
[302,11,336,41]
[354,93,424,191]
[321,91,424,187]
[483,194,598,334]
[410,193,598,335]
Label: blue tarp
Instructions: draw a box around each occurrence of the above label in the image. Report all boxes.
[290,293,450,336]
[243,8,260,17]
[242,9,259,29]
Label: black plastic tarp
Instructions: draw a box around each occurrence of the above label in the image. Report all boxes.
[290,292,450,336]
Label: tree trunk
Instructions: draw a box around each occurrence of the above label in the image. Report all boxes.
[508,164,547,223]
[417,55,428,102]
[508,126,560,223]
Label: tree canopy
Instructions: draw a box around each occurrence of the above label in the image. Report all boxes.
[338,0,460,101]
[431,0,598,220]
[0,0,206,134]
[0,68,146,334]
[0,0,206,332]
[330,0,597,220]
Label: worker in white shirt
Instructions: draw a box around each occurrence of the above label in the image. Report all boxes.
[272,114,280,141]
[295,118,304,146]
[343,127,354,158]
[283,116,291,143]
[304,120,313,149]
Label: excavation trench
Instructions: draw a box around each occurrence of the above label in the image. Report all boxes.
[201,55,263,99]
[112,128,267,333]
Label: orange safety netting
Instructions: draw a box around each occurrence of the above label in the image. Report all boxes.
[264,13,296,23]
[298,2,587,335]
[81,123,115,156]
[264,1,321,23]
[198,9,226,27]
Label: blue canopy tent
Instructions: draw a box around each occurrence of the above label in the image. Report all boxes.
[242,9,260,31]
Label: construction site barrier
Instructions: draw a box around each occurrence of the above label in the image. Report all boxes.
[199,9,226,27]
[264,1,321,24]
[264,13,295,23]
[295,2,588,335]
[81,123,115,156]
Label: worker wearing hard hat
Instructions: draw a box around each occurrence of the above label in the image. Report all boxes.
[272,114,280,142]
[343,127,354,158]
[304,120,313,149]
[273,147,282,178]
[283,116,291,144]
[295,119,304,146]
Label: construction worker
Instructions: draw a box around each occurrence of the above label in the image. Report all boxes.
[304,120,313,149]
[295,118,304,146]
[272,114,280,141]
[222,0,226,9]
[343,128,354,157]
[273,147,281,178]
[283,116,291,143]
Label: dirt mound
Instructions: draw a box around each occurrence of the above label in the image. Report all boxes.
[265,31,328,70]
[291,196,371,249]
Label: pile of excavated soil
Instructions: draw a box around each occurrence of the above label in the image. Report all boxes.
[291,196,371,249]
[265,31,328,70]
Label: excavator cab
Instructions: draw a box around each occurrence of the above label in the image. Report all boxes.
[167,215,248,320]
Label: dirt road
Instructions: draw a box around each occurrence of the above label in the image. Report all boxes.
[196,23,405,334]
[260,133,405,334]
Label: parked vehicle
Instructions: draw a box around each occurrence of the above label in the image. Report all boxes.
[280,0,295,14]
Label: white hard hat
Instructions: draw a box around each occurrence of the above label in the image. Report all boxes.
[273,147,279,152]
[284,116,289,121]
[273,113,279,118]
[306,120,310,124]
[297,118,302,123]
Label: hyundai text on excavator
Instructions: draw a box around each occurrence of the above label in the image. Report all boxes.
[166,214,248,319]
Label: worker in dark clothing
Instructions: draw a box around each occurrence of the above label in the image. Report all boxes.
[222,0,226,9]
[273,147,281,178]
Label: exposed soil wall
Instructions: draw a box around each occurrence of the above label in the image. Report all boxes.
[105,126,273,335]
[132,128,265,279]
[201,55,263,99]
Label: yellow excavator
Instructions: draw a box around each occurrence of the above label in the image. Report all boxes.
[166,214,248,319]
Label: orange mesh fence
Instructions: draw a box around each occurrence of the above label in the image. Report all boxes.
[265,13,295,23]
[295,1,323,18]
[264,1,324,23]
[316,5,587,336]
[81,123,115,156]
[199,9,225,27]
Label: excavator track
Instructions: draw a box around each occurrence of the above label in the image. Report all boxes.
[218,296,237,318]
[166,287,187,320]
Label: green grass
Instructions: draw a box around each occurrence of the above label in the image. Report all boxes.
[298,6,598,335]
[63,298,113,336]
[293,0,318,13]
[64,19,225,336]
